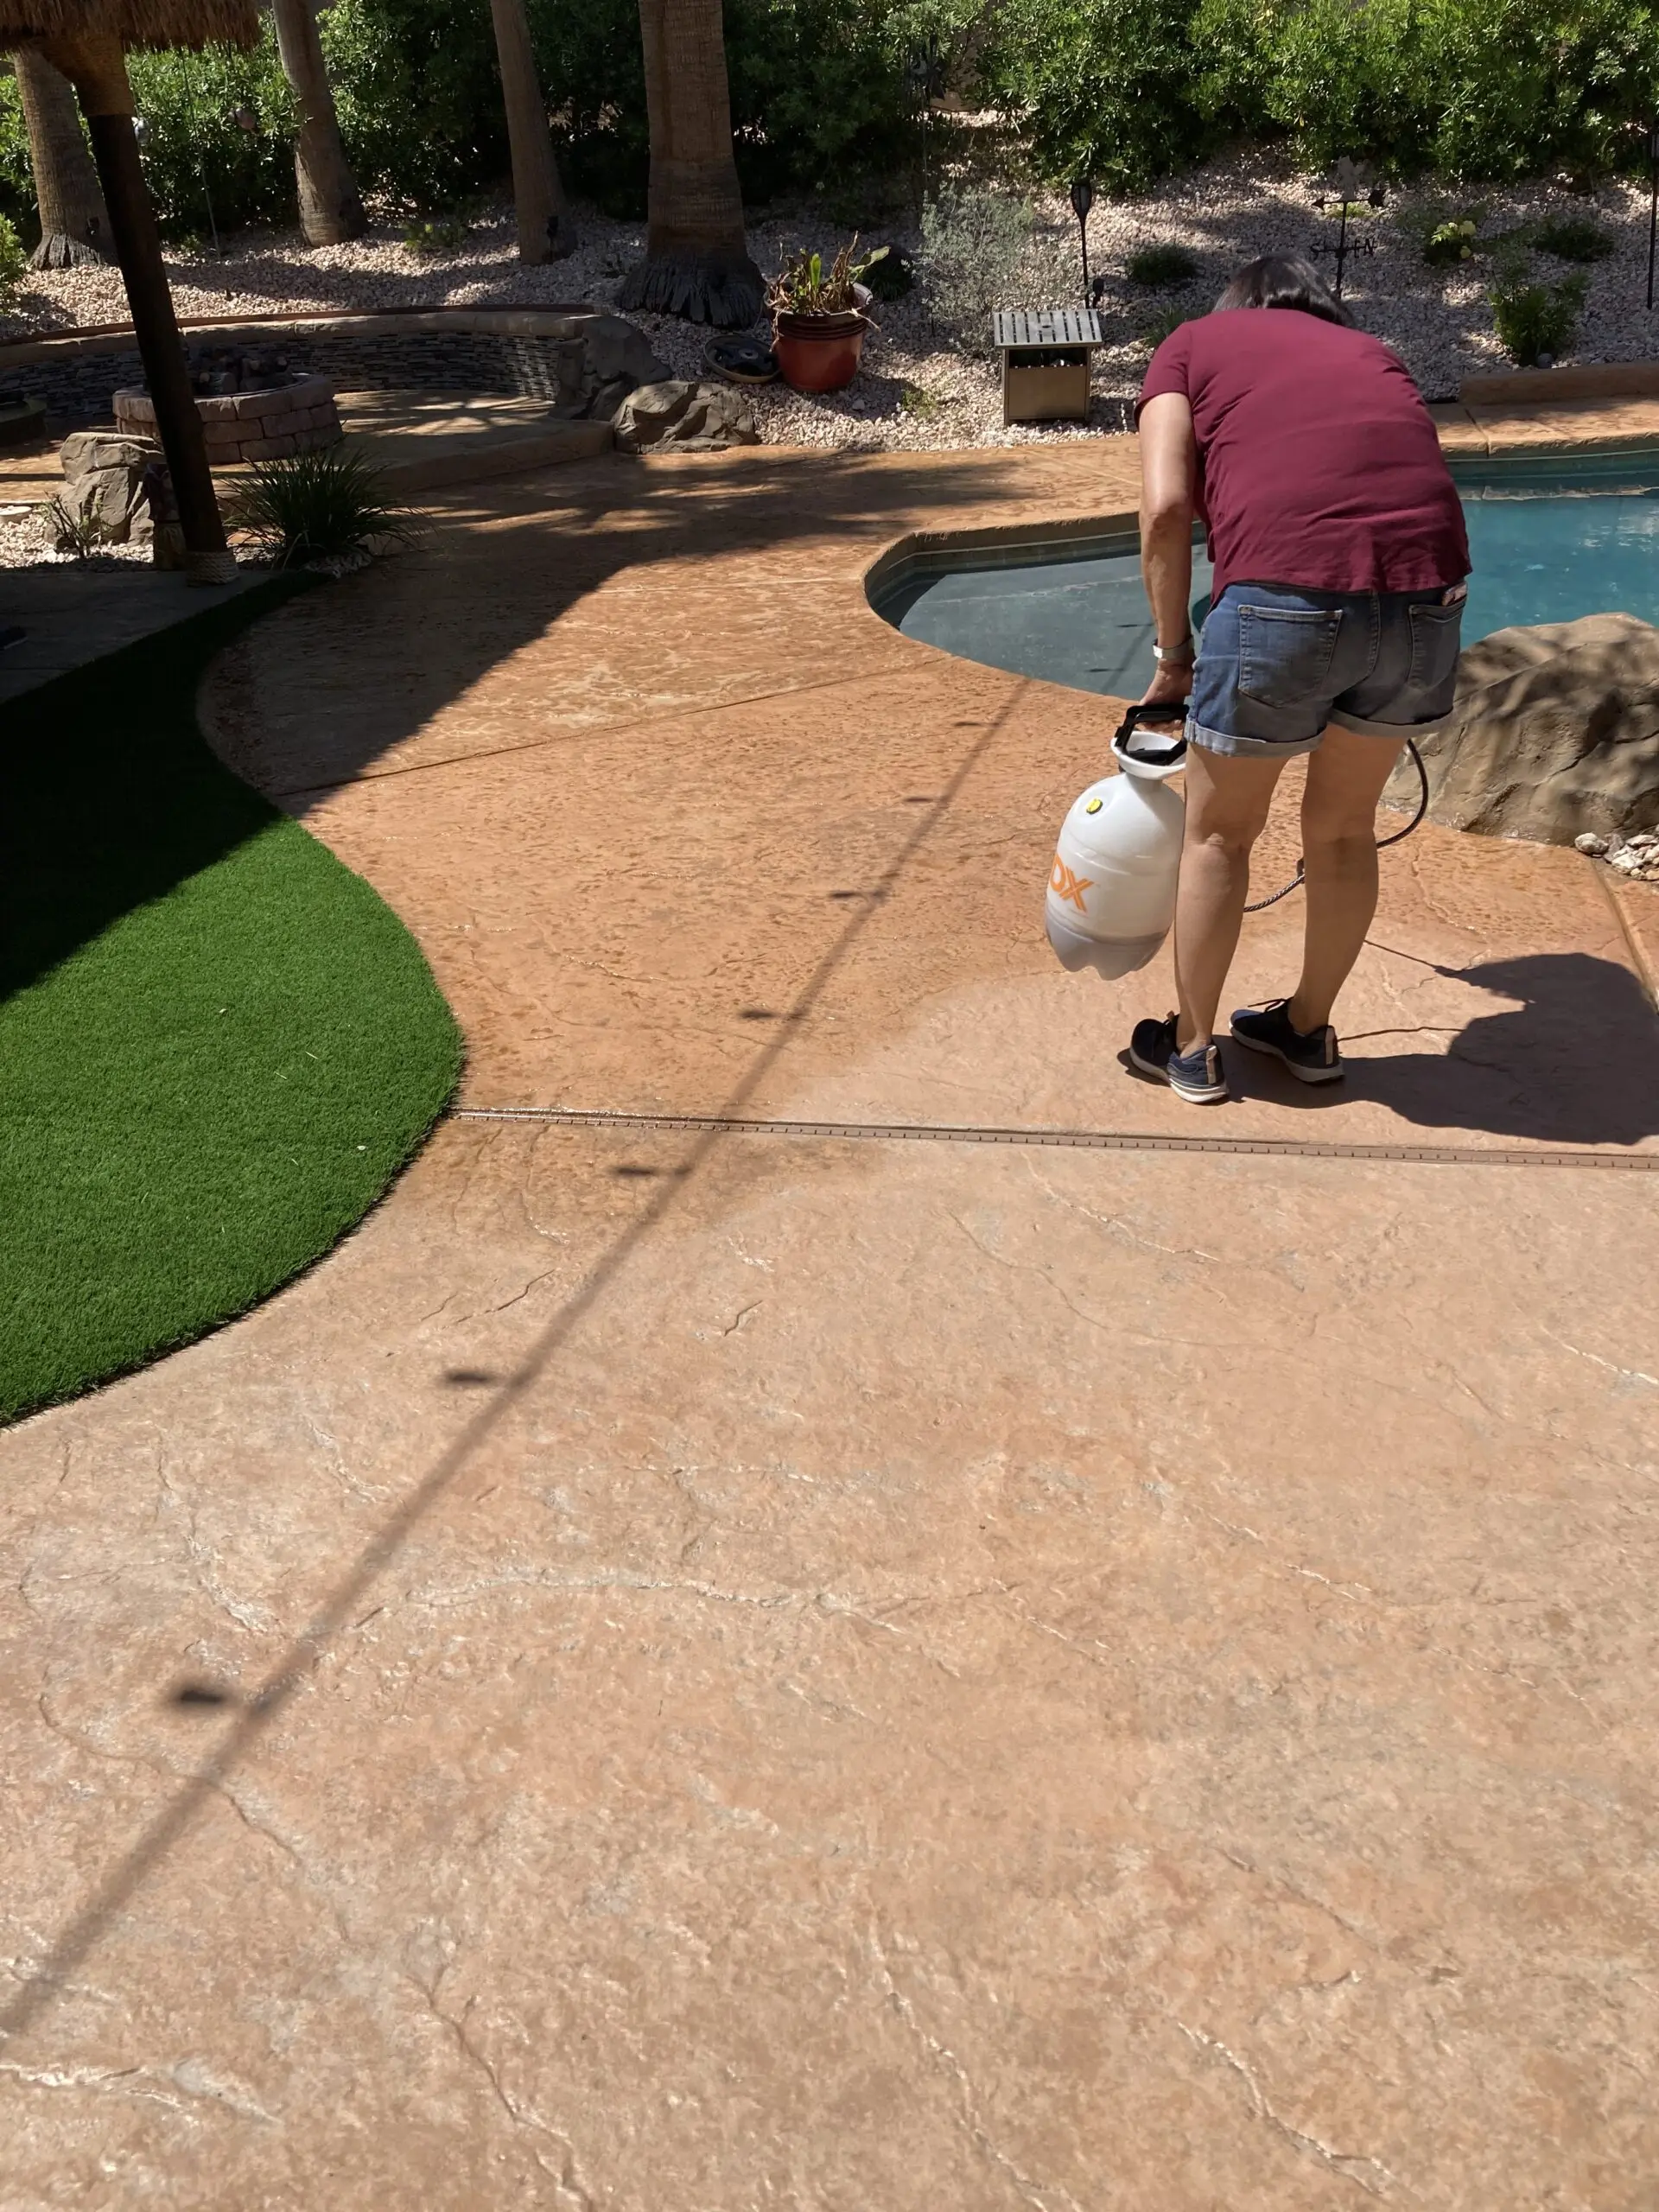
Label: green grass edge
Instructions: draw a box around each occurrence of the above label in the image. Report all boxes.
[0,570,466,1429]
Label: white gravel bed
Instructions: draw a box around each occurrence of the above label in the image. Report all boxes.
[4,150,1659,474]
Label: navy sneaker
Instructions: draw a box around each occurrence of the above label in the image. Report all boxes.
[1128,1014,1229,1103]
[1230,998,1343,1083]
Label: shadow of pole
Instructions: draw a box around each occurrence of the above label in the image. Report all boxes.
[0,682,1027,2051]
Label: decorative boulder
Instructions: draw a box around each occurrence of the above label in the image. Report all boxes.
[53,429,158,547]
[1385,612,1659,845]
[613,380,760,454]
[580,313,672,393]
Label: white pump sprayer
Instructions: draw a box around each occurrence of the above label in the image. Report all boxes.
[1045,704,1187,979]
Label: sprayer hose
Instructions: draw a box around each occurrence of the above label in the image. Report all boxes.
[1242,736,1429,915]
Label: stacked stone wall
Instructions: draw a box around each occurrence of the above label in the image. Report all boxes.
[0,315,609,423]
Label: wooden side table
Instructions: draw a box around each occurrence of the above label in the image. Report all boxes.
[993,308,1107,427]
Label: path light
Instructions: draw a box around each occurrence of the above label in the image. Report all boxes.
[1070,177,1095,305]
[906,35,944,206]
[233,105,258,134]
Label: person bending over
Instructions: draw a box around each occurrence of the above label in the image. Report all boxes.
[1128,255,1470,1103]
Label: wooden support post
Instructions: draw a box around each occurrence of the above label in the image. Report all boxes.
[40,31,234,584]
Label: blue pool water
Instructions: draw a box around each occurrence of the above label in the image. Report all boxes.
[873,459,1659,695]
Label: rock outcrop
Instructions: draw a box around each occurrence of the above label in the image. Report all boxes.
[1385,612,1659,845]
[51,429,156,548]
[613,380,760,454]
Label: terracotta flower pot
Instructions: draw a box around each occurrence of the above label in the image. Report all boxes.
[772,303,871,394]
[772,312,869,392]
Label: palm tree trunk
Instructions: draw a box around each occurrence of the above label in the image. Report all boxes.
[620,0,763,327]
[487,0,574,264]
[41,30,232,582]
[15,47,111,268]
[271,0,365,245]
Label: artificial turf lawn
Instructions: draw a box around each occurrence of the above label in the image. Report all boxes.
[0,577,463,1426]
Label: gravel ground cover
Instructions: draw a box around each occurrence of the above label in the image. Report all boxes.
[6,151,1659,482]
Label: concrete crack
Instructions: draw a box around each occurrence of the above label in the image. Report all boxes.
[1173,2018,1402,2198]
[0,2059,188,2113]
[409,1977,594,2209]
[488,1267,562,1314]
[1547,1332,1659,1392]
[868,1928,1084,2212]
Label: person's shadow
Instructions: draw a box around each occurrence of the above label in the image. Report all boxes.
[1241,950,1659,1147]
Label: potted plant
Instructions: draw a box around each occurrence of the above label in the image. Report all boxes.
[767,240,887,394]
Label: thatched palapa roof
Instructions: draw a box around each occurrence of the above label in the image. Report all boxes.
[0,0,258,50]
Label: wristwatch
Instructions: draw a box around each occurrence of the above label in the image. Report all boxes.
[1153,637,1194,664]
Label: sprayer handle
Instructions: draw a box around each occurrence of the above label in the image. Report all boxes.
[1113,700,1190,769]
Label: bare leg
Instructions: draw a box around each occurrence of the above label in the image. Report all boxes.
[1288,722,1406,1033]
[1173,745,1286,1051]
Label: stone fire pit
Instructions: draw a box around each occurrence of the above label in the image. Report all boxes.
[114,349,343,467]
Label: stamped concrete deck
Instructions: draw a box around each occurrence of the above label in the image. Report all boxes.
[3,439,1659,2209]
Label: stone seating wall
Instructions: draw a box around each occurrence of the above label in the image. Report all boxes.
[0,308,619,423]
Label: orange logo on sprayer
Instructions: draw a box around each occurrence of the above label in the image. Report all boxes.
[1050,855,1092,911]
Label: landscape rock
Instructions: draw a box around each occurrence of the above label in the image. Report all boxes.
[584,374,639,424]
[53,429,157,547]
[1385,612,1659,846]
[1607,829,1659,879]
[613,379,760,454]
[581,312,671,392]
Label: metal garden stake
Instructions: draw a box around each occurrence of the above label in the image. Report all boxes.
[1314,158,1385,301]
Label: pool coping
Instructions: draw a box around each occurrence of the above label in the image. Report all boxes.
[864,426,1659,615]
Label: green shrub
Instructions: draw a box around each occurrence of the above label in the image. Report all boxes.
[226,446,419,567]
[1127,242,1198,286]
[127,31,298,238]
[976,0,1659,196]
[0,90,32,238]
[1532,212,1617,262]
[1423,218,1478,267]
[1490,270,1587,365]
[0,212,25,296]
[321,0,508,213]
[918,185,1034,351]
[404,213,471,254]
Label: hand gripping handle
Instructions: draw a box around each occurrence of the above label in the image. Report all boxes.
[1111,699,1189,771]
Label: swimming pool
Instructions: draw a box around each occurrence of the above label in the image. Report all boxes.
[870,452,1659,693]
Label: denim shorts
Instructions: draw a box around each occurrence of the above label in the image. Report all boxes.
[1187,582,1466,759]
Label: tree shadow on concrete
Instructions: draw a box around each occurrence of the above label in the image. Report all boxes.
[196,445,1064,804]
[1237,950,1659,1147]
[0,579,314,1007]
[2,446,1046,1000]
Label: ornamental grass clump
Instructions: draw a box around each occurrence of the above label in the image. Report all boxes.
[226,446,419,569]
[1532,213,1616,263]
[1126,242,1198,286]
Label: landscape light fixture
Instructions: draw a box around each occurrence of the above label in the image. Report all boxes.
[1070,178,1095,304]
[907,35,944,206]
[233,105,258,134]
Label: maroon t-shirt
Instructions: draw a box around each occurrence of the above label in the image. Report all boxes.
[1138,309,1470,598]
